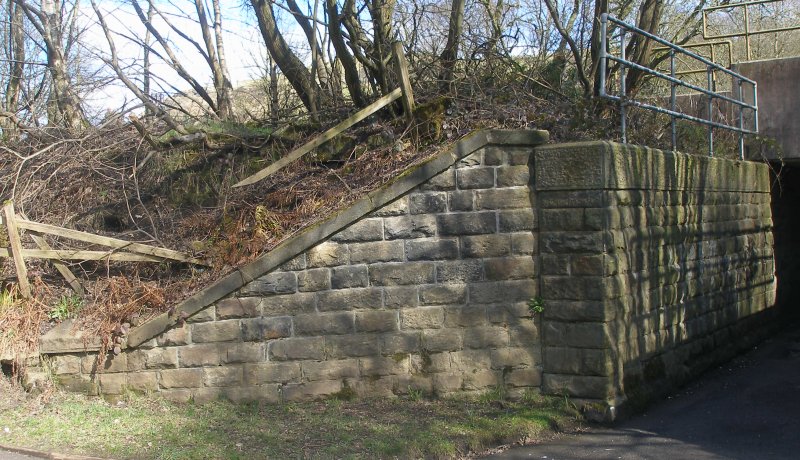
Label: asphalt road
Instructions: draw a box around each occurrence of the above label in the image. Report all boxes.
[489,322,800,460]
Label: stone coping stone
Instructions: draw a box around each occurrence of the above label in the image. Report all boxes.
[117,129,548,349]
[39,319,102,354]
[536,141,770,192]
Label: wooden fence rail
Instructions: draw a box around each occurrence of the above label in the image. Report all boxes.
[1,200,204,298]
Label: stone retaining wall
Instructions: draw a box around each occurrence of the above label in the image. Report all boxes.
[33,135,777,414]
[535,142,775,417]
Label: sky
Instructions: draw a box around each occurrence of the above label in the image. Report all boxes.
[81,1,307,115]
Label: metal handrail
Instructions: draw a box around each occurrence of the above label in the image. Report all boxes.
[703,0,800,61]
[599,13,759,159]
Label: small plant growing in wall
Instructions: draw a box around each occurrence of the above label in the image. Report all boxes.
[48,294,83,322]
[528,297,545,314]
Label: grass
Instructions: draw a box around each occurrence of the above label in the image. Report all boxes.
[0,379,582,459]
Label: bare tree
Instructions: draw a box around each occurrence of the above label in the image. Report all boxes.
[13,0,85,130]
[1,0,25,137]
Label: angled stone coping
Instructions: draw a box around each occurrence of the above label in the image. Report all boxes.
[39,319,102,354]
[120,129,548,349]
[535,141,769,192]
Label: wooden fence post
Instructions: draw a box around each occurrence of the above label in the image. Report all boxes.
[392,41,415,122]
[3,201,31,298]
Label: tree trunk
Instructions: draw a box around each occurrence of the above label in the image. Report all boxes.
[439,0,466,93]
[2,0,25,138]
[326,0,367,107]
[15,0,85,130]
[250,0,324,116]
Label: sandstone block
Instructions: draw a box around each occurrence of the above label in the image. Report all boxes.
[307,242,349,267]
[456,167,494,189]
[540,232,604,253]
[349,241,404,264]
[544,347,612,376]
[160,389,193,403]
[436,260,484,283]
[355,310,398,332]
[409,192,448,214]
[432,373,463,393]
[450,349,492,371]
[243,362,302,385]
[240,272,297,296]
[160,368,203,389]
[369,262,435,286]
[384,286,419,308]
[204,367,243,387]
[463,326,510,348]
[127,372,158,393]
[462,234,511,258]
[217,297,260,319]
[156,326,190,346]
[280,254,307,271]
[463,370,501,390]
[469,280,536,304]
[222,342,265,364]
[302,359,360,381]
[542,373,610,399]
[541,209,584,231]
[99,374,127,395]
[410,352,451,373]
[496,165,530,187]
[282,380,343,401]
[241,316,292,341]
[418,168,455,191]
[178,344,220,367]
[84,354,127,374]
[295,312,354,335]
[499,209,535,232]
[261,293,316,315]
[420,284,467,305]
[297,268,331,292]
[191,320,241,343]
[187,306,215,323]
[443,305,486,327]
[382,331,422,354]
[491,347,540,369]
[543,321,609,348]
[437,212,496,235]
[458,151,482,167]
[269,337,325,361]
[511,232,535,255]
[326,334,382,358]
[331,218,384,242]
[331,265,370,289]
[483,256,536,281]
[507,148,533,165]
[318,288,383,310]
[49,355,81,375]
[448,190,474,212]
[384,215,437,239]
[506,368,542,387]
[370,196,409,216]
[401,307,444,330]
[483,146,505,165]
[422,328,463,352]
[405,238,459,261]
[475,187,530,210]
[360,356,409,376]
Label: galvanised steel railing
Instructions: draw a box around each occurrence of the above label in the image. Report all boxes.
[599,13,759,159]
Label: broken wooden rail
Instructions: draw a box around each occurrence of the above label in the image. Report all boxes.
[234,41,416,188]
[1,201,205,298]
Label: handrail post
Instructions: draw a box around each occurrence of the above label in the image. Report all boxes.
[707,65,714,156]
[670,50,677,151]
[619,28,627,144]
[738,78,745,160]
[2,201,31,298]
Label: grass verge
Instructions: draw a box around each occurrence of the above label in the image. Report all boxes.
[0,379,582,459]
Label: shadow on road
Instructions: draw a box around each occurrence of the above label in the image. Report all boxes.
[489,321,800,459]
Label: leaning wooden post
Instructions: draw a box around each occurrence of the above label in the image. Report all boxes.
[3,201,31,298]
[392,41,415,122]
